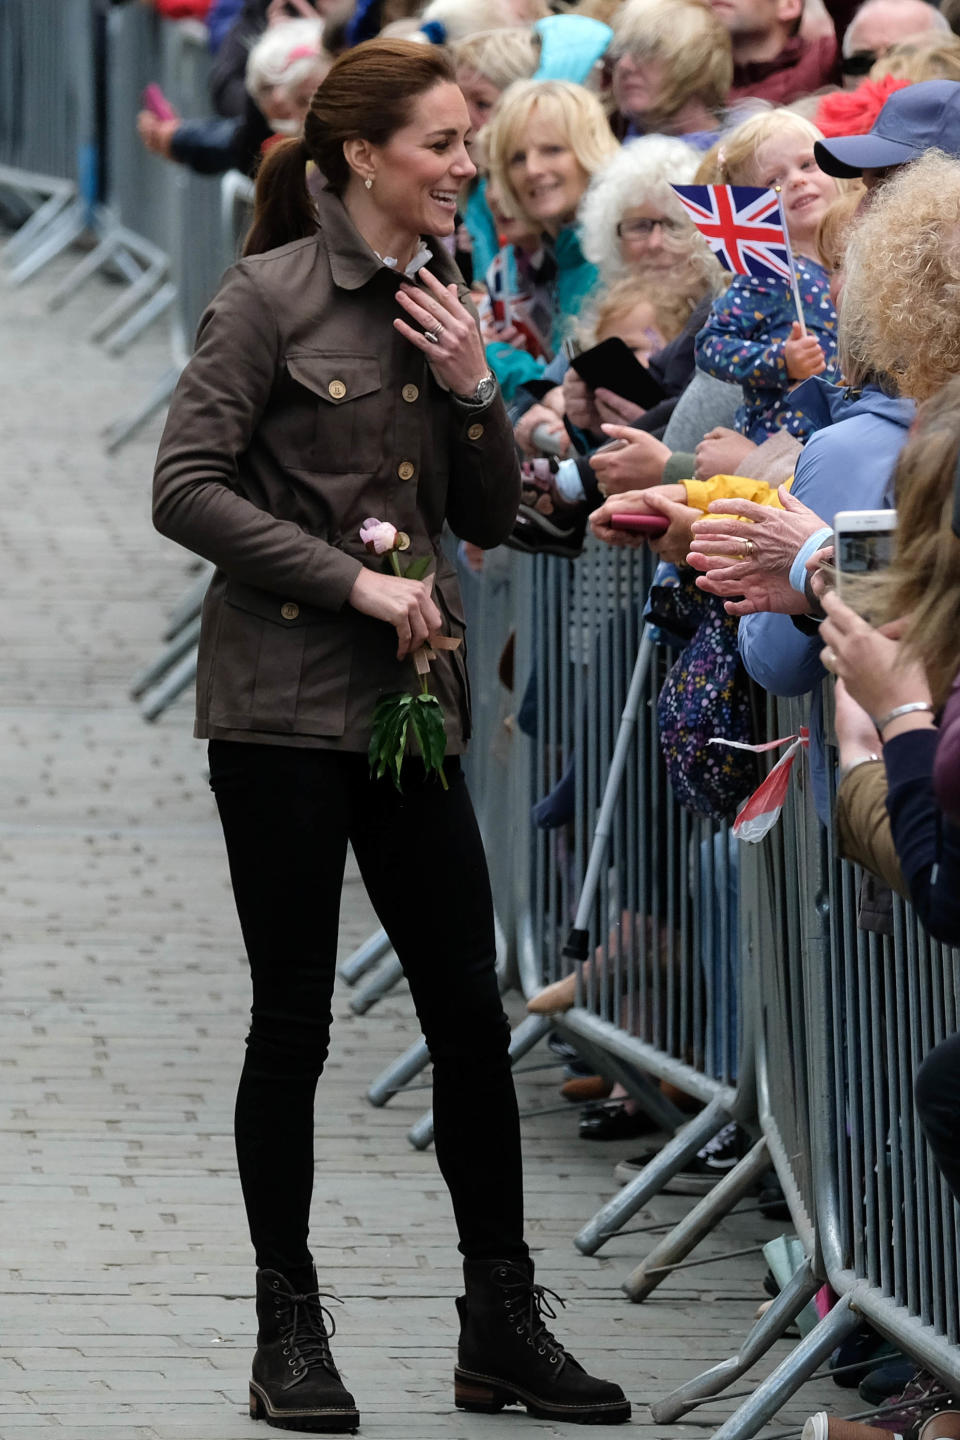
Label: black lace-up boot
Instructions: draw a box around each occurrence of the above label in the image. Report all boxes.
[249,1270,359,1433]
[454,1259,631,1425]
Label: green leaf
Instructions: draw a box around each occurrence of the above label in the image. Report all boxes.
[402,555,433,582]
[368,692,415,788]
[410,693,448,779]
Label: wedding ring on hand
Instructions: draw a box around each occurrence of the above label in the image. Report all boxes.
[744,538,756,555]
[425,323,444,344]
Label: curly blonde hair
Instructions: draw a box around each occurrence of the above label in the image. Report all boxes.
[869,377,960,706]
[577,273,695,349]
[870,31,960,83]
[839,149,960,400]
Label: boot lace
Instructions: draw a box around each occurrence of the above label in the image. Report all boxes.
[495,1263,569,1370]
[275,1288,342,1381]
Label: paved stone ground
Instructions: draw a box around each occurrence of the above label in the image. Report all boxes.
[0,242,851,1440]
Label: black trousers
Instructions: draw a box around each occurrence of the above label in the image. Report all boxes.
[208,741,527,1285]
[914,1030,960,1207]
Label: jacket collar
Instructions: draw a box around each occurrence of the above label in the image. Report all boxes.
[313,180,461,292]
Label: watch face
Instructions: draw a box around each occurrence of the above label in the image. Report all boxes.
[477,375,495,403]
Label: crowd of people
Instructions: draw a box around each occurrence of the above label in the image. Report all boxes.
[121,0,960,1432]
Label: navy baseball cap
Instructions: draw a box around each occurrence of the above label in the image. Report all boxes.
[815,80,960,177]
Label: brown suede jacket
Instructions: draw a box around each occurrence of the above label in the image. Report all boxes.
[153,184,519,751]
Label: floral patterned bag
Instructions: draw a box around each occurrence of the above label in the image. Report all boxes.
[651,575,758,821]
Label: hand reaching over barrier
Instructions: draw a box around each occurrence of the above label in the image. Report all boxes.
[689,485,829,616]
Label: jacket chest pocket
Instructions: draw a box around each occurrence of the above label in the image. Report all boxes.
[282,352,384,475]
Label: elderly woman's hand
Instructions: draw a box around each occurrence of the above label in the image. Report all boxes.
[688,485,829,613]
[694,428,758,481]
[819,590,933,732]
[562,369,600,431]
[589,423,671,493]
[394,267,490,400]
[137,110,179,160]
[514,404,570,458]
[589,485,686,549]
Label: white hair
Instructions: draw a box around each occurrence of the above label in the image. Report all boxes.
[245,18,328,107]
[419,0,518,42]
[843,0,950,56]
[577,134,703,284]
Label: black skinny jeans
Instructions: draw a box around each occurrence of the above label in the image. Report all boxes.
[208,741,527,1286]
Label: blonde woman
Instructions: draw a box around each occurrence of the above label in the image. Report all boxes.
[485,79,618,332]
[610,0,732,145]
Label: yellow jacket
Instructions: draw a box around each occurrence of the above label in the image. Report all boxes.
[681,473,794,513]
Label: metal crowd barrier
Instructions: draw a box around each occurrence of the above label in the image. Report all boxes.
[3,7,960,1431]
[0,0,98,283]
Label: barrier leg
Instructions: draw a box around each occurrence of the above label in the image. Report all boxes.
[130,616,201,700]
[140,649,198,722]
[338,927,392,984]
[103,281,176,355]
[1,182,75,266]
[47,231,134,311]
[707,1295,861,1440]
[6,199,88,285]
[574,1098,732,1255]
[407,1013,552,1152]
[623,1136,769,1301]
[366,1037,431,1107]
[651,1256,821,1423]
[348,954,404,1015]
[162,567,213,641]
[103,365,181,454]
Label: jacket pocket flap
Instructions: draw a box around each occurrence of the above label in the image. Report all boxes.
[286,352,381,405]
[225,579,326,628]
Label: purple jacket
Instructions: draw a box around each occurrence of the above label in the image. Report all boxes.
[935,673,960,823]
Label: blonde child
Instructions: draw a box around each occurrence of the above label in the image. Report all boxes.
[695,109,841,445]
[577,273,693,366]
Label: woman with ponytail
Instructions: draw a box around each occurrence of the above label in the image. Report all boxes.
[152,37,628,1436]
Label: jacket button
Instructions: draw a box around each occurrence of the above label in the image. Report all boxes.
[402,383,419,403]
[281,602,300,620]
[397,460,415,481]
[467,422,484,440]
[328,379,347,400]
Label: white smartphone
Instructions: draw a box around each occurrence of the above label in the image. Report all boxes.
[833,508,897,606]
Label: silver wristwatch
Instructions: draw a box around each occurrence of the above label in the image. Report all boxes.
[454,370,496,407]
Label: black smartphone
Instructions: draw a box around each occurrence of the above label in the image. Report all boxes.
[569,337,668,411]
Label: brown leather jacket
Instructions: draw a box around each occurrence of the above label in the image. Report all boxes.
[153,184,520,752]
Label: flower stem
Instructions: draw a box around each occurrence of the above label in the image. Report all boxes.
[389,552,403,578]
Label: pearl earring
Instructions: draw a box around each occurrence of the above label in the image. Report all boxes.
[365,176,373,191]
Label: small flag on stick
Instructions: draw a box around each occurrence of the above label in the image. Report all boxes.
[671,183,808,334]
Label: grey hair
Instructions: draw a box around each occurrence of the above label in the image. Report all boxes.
[842,0,950,57]
[577,134,714,286]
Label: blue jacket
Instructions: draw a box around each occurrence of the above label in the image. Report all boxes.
[738,380,915,814]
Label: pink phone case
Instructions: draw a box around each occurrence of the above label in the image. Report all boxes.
[610,512,668,537]
[142,84,176,122]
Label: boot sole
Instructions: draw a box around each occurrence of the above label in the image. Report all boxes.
[250,1381,360,1433]
[454,1366,631,1425]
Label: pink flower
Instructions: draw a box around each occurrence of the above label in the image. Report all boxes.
[359,517,399,554]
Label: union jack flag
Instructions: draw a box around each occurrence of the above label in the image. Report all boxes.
[670,184,794,282]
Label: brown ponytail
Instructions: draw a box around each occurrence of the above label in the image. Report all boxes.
[243,136,315,258]
[244,38,456,257]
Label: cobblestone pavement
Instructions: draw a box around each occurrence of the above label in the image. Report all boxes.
[0,247,846,1439]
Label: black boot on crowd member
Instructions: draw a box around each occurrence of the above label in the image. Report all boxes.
[249,1269,359,1433]
[454,1259,631,1425]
